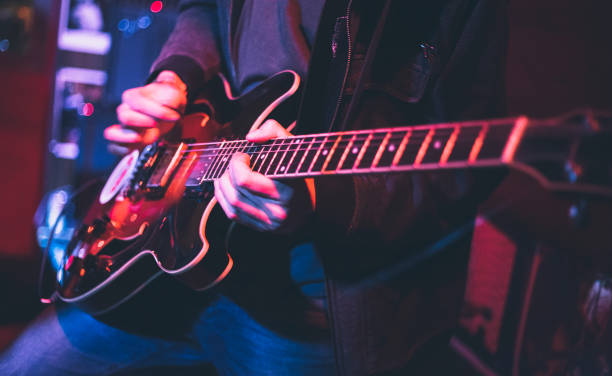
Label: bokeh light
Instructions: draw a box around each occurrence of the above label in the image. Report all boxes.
[150,1,163,13]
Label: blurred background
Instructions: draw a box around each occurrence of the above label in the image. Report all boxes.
[0,0,181,350]
[0,0,610,371]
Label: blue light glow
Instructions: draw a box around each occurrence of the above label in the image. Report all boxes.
[117,18,130,32]
[0,39,9,52]
[138,16,152,29]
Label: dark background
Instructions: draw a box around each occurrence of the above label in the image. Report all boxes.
[0,0,610,366]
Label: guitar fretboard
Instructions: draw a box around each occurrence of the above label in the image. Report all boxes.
[163,117,526,187]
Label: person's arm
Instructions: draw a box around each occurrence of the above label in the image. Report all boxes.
[105,0,221,150]
[149,0,222,99]
[214,0,507,281]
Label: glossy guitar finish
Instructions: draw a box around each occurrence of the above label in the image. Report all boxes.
[43,69,612,315]
[48,71,301,315]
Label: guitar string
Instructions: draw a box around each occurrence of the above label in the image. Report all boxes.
[173,130,495,160]
[179,125,498,152]
[156,136,503,182]
[172,134,499,166]
[181,122,505,147]
[140,127,509,182]
[178,129,478,154]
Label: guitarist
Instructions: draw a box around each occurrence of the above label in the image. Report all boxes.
[1,0,507,375]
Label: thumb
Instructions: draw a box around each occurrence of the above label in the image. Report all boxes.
[247,119,292,142]
[232,152,251,167]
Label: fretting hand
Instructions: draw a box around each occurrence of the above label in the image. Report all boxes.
[214,119,316,233]
[104,70,187,154]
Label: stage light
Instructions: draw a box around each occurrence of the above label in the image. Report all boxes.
[150,1,163,13]
[81,102,94,117]
[117,18,129,32]
[0,39,9,52]
[138,16,152,29]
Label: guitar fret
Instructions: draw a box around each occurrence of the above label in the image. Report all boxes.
[226,141,250,176]
[396,129,429,166]
[306,136,329,173]
[440,127,460,164]
[353,133,374,169]
[469,125,489,162]
[414,129,434,166]
[224,141,245,176]
[502,117,528,162]
[189,146,219,185]
[447,125,482,162]
[422,127,454,164]
[371,132,392,168]
[321,135,344,172]
[204,141,227,179]
[288,137,314,174]
[238,140,250,157]
[252,142,272,172]
[335,134,357,171]
[356,132,388,169]
[297,137,321,173]
[339,133,369,170]
[392,130,412,167]
[184,118,525,183]
[265,138,287,175]
[478,122,517,160]
[260,139,284,175]
[245,142,261,160]
[273,138,299,176]
[213,141,239,179]
[477,122,515,160]
[375,131,406,168]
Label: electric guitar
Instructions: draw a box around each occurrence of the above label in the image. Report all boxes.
[40,70,612,315]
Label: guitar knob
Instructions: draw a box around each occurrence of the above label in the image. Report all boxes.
[89,218,108,237]
[96,255,113,273]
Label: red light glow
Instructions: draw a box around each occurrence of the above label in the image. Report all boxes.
[82,102,94,117]
[150,1,163,13]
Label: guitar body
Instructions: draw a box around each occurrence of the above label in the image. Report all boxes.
[48,71,301,315]
[43,67,612,316]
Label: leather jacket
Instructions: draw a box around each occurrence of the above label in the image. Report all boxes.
[151,0,507,374]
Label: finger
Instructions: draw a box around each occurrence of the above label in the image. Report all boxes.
[228,153,289,200]
[103,125,161,145]
[116,103,158,128]
[263,201,288,222]
[231,179,287,224]
[218,172,270,223]
[122,89,181,121]
[247,119,292,142]
[215,173,273,226]
[147,82,186,110]
[214,178,237,221]
[104,124,142,144]
[107,143,130,156]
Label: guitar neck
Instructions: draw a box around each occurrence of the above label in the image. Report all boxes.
[184,116,527,183]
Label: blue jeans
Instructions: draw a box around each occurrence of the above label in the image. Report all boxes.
[0,295,335,375]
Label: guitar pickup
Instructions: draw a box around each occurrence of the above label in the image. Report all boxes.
[145,143,187,193]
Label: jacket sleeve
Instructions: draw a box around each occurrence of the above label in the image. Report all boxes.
[312,0,508,280]
[149,0,222,98]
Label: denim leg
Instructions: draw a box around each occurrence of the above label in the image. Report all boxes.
[195,295,336,376]
[0,306,207,376]
[1,296,335,376]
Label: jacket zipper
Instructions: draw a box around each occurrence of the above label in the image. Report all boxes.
[325,5,353,376]
[328,0,353,132]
